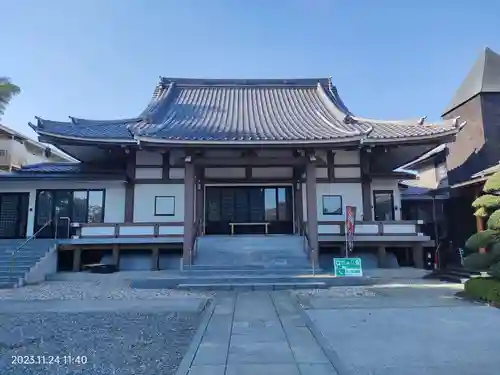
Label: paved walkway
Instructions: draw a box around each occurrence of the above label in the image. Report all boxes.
[185,292,338,375]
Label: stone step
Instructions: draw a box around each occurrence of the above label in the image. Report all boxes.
[0,282,16,289]
[187,264,315,271]
[0,270,27,278]
[176,281,328,291]
[130,275,373,289]
[182,268,317,275]
[0,253,47,259]
[0,249,49,255]
[0,264,32,271]
[194,235,309,269]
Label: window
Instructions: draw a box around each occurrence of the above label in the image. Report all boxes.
[264,188,277,221]
[373,190,395,221]
[35,189,105,226]
[155,196,175,216]
[435,163,448,183]
[322,195,343,215]
[87,190,104,222]
[72,191,88,223]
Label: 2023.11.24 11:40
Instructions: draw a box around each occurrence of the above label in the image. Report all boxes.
[11,355,88,365]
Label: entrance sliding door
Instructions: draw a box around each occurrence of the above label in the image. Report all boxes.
[205,186,293,235]
[0,193,29,239]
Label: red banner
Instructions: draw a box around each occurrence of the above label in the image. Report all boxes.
[345,206,357,254]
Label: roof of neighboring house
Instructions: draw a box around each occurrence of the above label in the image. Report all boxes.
[0,123,77,162]
[0,162,126,181]
[30,77,465,147]
[397,144,447,170]
[399,185,449,200]
[443,47,500,115]
[450,161,500,189]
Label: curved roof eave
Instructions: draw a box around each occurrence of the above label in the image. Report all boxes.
[35,129,137,144]
[134,135,365,146]
[68,116,143,125]
[364,130,459,145]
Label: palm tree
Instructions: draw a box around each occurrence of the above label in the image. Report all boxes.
[0,77,20,118]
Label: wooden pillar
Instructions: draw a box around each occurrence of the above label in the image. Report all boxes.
[360,149,373,221]
[151,247,159,271]
[183,162,195,264]
[377,245,387,268]
[73,248,82,272]
[294,182,303,234]
[124,153,136,223]
[475,185,486,253]
[413,244,424,269]
[195,166,204,234]
[305,160,318,264]
[112,244,120,270]
[293,165,304,234]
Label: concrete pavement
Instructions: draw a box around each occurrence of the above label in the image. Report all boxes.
[179,292,339,375]
[302,283,500,375]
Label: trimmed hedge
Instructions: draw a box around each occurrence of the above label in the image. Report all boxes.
[464,278,500,305]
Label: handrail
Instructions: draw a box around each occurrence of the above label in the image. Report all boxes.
[189,216,203,266]
[10,219,53,282]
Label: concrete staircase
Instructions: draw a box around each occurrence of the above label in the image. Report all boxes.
[192,235,311,270]
[130,234,371,291]
[0,239,57,289]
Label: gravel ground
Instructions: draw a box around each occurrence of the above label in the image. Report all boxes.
[0,310,201,375]
[0,281,214,301]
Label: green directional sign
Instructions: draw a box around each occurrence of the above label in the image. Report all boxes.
[333,258,363,277]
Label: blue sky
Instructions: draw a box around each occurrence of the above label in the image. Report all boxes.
[2,0,500,138]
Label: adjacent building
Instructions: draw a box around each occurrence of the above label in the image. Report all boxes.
[0,123,75,171]
[400,47,500,251]
[0,77,465,270]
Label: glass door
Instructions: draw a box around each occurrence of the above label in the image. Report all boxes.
[34,191,54,238]
[54,190,72,239]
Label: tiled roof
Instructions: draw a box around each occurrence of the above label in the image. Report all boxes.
[30,77,465,145]
[471,161,500,179]
[0,163,126,180]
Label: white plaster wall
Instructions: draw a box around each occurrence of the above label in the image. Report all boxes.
[169,168,185,179]
[0,181,125,237]
[315,167,328,178]
[135,150,163,165]
[104,186,126,222]
[371,178,402,220]
[133,183,184,222]
[334,150,360,165]
[251,167,293,179]
[205,167,246,179]
[302,182,363,221]
[135,167,163,179]
[333,167,361,178]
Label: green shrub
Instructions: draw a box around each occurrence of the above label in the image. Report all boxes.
[463,253,493,271]
[465,170,500,280]
[474,207,488,218]
[483,171,500,193]
[464,278,500,304]
[472,194,500,209]
[489,262,500,279]
[487,209,500,230]
[465,230,500,251]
